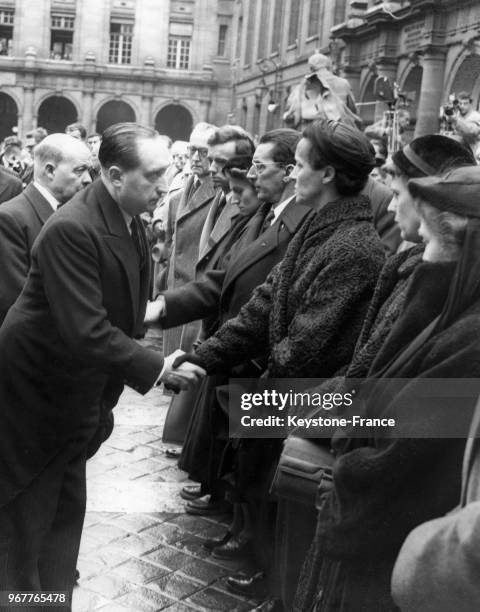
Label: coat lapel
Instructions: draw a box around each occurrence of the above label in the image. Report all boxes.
[176,176,216,223]
[198,193,237,261]
[222,199,310,292]
[95,181,141,327]
[24,183,55,225]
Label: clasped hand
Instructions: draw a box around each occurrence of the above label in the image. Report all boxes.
[159,349,206,392]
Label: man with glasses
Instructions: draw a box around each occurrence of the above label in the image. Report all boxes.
[162,122,217,357]
[146,129,313,526]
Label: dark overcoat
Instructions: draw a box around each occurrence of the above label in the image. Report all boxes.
[0,183,55,324]
[0,179,163,507]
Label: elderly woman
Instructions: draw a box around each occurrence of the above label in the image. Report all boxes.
[173,119,385,600]
[296,164,480,611]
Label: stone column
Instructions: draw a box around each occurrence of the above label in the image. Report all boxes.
[22,86,35,134]
[415,47,447,137]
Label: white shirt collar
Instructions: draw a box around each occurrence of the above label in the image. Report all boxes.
[33,181,61,211]
[271,194,295,225]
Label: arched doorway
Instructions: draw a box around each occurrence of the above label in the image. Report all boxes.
[96,100,135,134]
[37,96,77,134]
[449,54,480,107]
[402,65,423,130]
[0,92,18,141]
[359,75,377,126]
[155,105,193,141]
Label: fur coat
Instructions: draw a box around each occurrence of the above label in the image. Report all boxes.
[195,195,385,379]
[295,261,480,611]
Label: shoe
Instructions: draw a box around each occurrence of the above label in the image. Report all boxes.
[165,447,182,459]
[251,599,283,612]
[226,571,266,597]
[185,495,230,516]
[211,534,252,560]
[202,530,232,551]
[180,484,204,501]
[75,569,80,583]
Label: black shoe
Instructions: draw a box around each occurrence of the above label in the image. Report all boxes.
[202,530,232,551]
[75,569,80,583]
[211,534,252,560]
[165,447,182,459]
[226,571,266,597]
[185,495,230,516]
[180,484,204,501]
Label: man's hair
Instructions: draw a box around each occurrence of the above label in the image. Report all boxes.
[26,127,48,144]
[207,125,255,158]
[87,132,101,140]
[258,129,302,165]
[98,123,158,171]
[303,119,375,196]
[66,122,87,139]
[458,91,472,102]
[392,135,475,179]
[189,122,217,142]
[34,134,81,167]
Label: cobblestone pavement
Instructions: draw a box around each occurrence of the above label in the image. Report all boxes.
[73,331,259,612]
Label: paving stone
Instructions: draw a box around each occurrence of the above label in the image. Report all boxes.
[114,532,160,557]
[112,558,170,585]
[185,587,253,611]
[162,604,197,612]
[83,543,134,570]
[173,534,216,560]
[143,547,192,572]
[169,514,227,538]
[72,587,110,611]
[82,573,136,600]
[76,557,107,581]
[86,522,130,545]
[105,513,163,534]
[127,431,163,445]
[140,522,183,545]
[130,445,165,461]
[155,467,190,482]
[148,571,204,600]
[115,585,175,611]
[175,558,230,586]
[95,604,132,612]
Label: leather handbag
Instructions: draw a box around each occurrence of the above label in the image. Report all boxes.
[271,435,334,508]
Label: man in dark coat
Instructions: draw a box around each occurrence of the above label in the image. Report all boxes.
[0,133,92,325]
[0,123,204,604]
[147,131,312,511]
[0,163,22,203]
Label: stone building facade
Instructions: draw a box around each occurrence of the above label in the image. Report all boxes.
[231,0,480,139]
[0,0,234,141]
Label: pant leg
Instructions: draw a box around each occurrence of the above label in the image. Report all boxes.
[0,447,88,612]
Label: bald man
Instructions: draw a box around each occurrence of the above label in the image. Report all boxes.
[0,133,92,324]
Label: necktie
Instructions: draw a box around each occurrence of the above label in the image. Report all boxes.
[130,217,147,269]
[261,206,276,234]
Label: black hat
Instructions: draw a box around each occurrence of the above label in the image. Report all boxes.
[408,165,480,218]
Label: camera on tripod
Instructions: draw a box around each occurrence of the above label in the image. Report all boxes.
[443,95,459,118]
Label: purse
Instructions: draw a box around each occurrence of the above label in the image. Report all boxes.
[271,435,334,508]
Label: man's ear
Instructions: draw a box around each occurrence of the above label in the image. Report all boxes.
[283,163,295,182]
[45,162,56,181]
[107,165,123,187]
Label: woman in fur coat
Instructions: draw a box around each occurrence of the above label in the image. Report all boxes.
[173,119,385,602]
[295,164,480,611]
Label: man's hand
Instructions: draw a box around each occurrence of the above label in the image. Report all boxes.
[159,349,206,391]
[144,296,166,325]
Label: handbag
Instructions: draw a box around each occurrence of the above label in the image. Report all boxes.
[271,435,334,508]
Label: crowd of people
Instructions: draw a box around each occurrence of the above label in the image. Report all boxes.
[1,70,480,612]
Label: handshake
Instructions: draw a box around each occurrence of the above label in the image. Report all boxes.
[159,349,207,393]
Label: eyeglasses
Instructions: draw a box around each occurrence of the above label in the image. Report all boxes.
[248,161,282,175]
[188,145,209,159]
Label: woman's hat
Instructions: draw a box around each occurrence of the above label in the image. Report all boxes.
[408,165,480,218]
